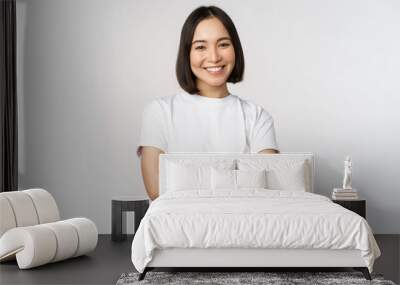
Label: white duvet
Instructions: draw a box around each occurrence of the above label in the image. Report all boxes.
[131,190,380,273]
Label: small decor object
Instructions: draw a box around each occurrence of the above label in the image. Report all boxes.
[342,155,352,190]
[332,156,359,200]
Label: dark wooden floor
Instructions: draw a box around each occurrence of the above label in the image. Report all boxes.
[0,234,398,285]
[0,235,134,285]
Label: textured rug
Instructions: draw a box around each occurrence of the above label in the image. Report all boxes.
[116,271,396,285]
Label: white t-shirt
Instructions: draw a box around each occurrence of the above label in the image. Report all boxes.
[137,92,278,155]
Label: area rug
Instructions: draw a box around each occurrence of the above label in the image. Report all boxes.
[116,271,396,285]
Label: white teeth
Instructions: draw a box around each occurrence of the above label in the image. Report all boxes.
[206,66,223,72]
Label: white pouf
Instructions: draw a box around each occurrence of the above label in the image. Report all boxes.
[0,189,98,269]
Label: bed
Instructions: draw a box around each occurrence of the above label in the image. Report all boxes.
[131,153,381,281]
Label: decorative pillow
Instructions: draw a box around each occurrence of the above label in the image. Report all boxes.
[211,169,268,190]
[237,169,268,189]
[237,159,310,192]
[211,168,236,190]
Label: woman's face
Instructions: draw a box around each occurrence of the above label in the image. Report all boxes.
[190,17,235,90]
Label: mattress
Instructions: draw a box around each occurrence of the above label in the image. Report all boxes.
[131,189,381,273]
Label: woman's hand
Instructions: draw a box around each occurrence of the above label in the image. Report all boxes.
[140,146,165,201]
[258,149,280,154]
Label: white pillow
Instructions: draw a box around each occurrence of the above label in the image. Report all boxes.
[211,168,236,190]
[166,162,211,191]
[266,162,306,191]
[237,169,268,189]
[211,169,268,190]
[238,159,309,191]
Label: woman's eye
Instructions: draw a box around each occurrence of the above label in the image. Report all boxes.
[193,43,230,50]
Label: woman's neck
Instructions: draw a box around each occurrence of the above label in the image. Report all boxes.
[196,81,230,98]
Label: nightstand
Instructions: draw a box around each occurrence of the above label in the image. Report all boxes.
[332,199,366,219]
[111,196,149,242]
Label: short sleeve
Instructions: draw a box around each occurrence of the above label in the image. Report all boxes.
[250,108,279,153]
[136,100,168,156]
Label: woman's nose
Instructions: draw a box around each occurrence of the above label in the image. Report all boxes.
[208,46,221,62]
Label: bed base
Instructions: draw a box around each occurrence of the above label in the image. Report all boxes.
[138,248,372,281]
[138,266,371,281]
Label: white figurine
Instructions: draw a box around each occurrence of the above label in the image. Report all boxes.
[342,156,352,190]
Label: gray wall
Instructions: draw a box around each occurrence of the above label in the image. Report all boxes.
[17,0,400,234]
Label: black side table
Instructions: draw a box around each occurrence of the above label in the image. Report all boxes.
[332,199,366,219]
[112,196,149,242]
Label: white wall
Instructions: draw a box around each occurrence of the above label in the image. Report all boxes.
[17,0,400,234]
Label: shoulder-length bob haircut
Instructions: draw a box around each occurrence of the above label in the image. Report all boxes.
[176,6,245,94]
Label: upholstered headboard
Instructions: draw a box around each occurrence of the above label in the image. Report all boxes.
[159,153,314,194]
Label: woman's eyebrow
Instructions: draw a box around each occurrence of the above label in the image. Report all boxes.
[192,37,231,44]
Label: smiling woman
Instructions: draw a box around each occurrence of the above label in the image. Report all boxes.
[137,6,279,200]
[189,18,236,97]
[176,7,244,97]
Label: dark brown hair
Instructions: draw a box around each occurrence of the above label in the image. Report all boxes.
[176,6,245,94]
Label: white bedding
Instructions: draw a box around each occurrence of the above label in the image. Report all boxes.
[131,190,380,273]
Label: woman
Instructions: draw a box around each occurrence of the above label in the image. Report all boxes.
[137,6,279,200]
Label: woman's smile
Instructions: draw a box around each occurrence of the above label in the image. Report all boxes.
[204,65,225,75]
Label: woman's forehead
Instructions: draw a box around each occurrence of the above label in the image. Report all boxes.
[192,17,230,42]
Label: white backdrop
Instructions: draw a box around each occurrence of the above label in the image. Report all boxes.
[16,0,400,233]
